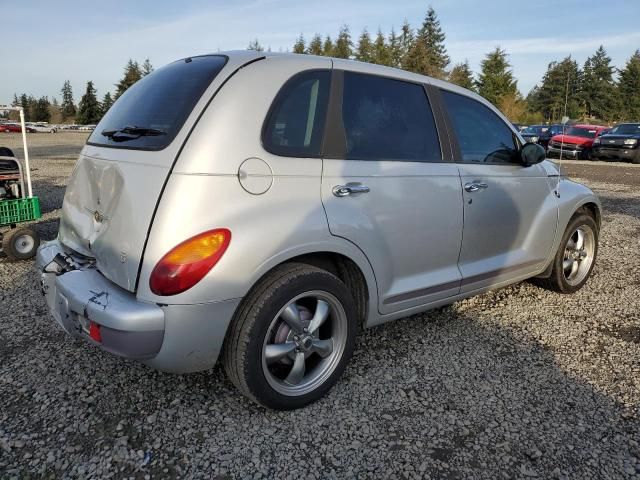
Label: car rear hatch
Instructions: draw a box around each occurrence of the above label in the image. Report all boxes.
[58,53,263,292]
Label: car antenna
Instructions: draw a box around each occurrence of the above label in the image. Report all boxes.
[556,71,571,198]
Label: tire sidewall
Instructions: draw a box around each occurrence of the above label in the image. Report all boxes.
[243,270,357,410]
[3,228,40,260]
[552,214,598,293]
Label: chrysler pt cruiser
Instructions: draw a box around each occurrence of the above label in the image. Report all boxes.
[37,51,600,409]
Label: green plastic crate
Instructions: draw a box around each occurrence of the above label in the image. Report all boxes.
[0,197,41,226]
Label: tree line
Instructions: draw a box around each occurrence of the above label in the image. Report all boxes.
[250,7,639,124]
[7,58,153,124]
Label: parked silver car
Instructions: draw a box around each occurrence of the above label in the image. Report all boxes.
[36,51,600,409]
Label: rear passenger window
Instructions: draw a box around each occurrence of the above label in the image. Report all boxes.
[441,90,519,164]
[342,72,441,162]
[263,70,330,157]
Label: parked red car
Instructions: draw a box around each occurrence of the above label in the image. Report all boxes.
[546,124,607,160]
[1,123,36,133]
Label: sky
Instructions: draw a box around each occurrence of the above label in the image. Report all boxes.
[2,0,640,105]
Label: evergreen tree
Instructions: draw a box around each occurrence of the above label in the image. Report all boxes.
[405,7,449,78]
[141,58,154,76]
[308,34,323,55]
[448,61,475,90]
[11,94,19,106]
[355,28,373,63]
[293,34,306,54]
[247,39,264,51]
[581,46,618,121]
[101,92,114,117]
[388,27,402,67]
[19,94,29,120]
[373,29,391,66]
[33,97,51,122]
[399,19,414,68]
[322,36,334,57]
[76,81,101,125]
[528,56,582,122]
[115,60,142,99]
[333,25,353,59]
[60,80,76,121]
[476,47,518,107]
[617,49,640,121]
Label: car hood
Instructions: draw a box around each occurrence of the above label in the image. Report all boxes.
[551,134,594,145]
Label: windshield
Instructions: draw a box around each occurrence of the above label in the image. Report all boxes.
[522,125,547,135]
[88,55,227,150]
[564,127,597,139]
[611,123,640,135]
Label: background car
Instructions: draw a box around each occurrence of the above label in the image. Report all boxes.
[2,123,36,133]
[547,124,607,160]
[592,123,640,163]
[27,123,57,133]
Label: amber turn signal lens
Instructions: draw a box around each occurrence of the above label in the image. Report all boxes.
[150,229,231,296]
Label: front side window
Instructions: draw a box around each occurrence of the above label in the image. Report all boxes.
[341,72,441,162]
[441,90,519,164]
[262,70,330,157]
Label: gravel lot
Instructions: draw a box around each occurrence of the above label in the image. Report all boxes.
[1,132,639,479]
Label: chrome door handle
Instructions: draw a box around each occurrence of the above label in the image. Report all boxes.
[464,182,488,193]
[332,183,370,197]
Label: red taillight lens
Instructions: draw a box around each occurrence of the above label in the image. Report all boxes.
[89,321,102,342]
[149,228,231,296]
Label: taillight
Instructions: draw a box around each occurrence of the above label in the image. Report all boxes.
[149,229,231,296]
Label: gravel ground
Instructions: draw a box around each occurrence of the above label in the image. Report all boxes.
[1,133,639,479]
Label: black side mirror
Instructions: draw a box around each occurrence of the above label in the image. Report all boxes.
[520,142,546,167]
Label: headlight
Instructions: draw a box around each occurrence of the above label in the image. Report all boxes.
[623,138,638,145]
[593,138,600,145]
[530,136,539,143]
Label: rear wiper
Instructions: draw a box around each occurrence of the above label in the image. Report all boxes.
[101,125,167,141]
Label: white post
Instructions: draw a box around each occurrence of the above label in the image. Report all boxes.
[18,107,33,198]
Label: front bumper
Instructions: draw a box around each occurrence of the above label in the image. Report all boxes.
[36,240,240,373]
[592,147,639,161]
[547,145,581,159]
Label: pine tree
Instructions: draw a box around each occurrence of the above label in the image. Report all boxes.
[373,29,391,66]
[528,56,582,122]
[476,47,518,107]
[399,19,414,68]
[247,39,264,51]
[33,97,51,122]
[308,34,323,55]
[448,61,475,90]
[388,27,402,67]
[333,25,353,59]
[101,92,114,117]
[60,80,76,121]
[581,46,618,121]
[293,34,306,54]
[617,49,640,121]
[405,7,449,78]
[19,94,30,120]
[141,58,154,76]
[355,28,373,63]
[76,81,101,125]
[11,94,19,106]
[322,36,334,57]
[115,60,142,99]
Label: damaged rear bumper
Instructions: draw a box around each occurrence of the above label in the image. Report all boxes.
[36,240,164,359]
[36,240,241,373]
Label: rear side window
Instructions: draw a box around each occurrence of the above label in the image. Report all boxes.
[342,72,441,162]
[441,90,518,164]
[88,55,227,151]
[262,70,330,157]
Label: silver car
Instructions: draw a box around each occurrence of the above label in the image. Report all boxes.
[36,51,600,409]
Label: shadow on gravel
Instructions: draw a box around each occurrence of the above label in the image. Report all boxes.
[1,278,638,478]
[598,194,640,220]
[32,179,66,215]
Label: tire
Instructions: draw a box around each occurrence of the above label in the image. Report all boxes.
[632,154,640,165]
[223,263,357,410]
[2,227,40,261]
[581,148,592,160]
[534,213,598,293]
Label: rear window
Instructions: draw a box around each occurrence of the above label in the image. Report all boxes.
[88,55,227,150]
